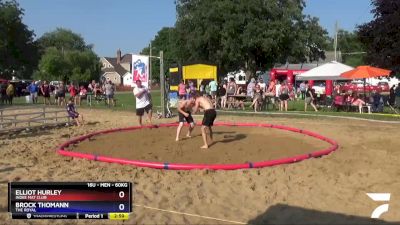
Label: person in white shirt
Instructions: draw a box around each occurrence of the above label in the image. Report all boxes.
[275,81,281,111]
[133,80,152,126]
[257,78,266,93]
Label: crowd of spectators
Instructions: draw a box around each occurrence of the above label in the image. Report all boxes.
[178,77,313,112]
[176,78,400,114]
[0,79,117,108]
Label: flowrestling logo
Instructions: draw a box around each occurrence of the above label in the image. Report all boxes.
[366,193,391,219]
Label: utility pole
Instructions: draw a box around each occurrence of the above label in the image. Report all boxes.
[334,21,339,62]
[149,42,152,86]
[159,51,166,117]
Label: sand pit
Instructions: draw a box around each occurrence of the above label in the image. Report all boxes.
[65,123,334,169]
[1,108,400,224]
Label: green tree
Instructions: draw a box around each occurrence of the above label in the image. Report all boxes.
[140,27,178,82]
[35,28,101,82]
[0,0,38,79]
[336,30,365,67]
[37,27,88,52]
[358,0,400,74]
[173,0,329,74]
[35,47,67,81]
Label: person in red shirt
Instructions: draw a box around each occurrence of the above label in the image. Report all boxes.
[178,80,187,99]
[68,82,77,105]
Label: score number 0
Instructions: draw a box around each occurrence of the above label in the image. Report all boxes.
[118,191,125,211]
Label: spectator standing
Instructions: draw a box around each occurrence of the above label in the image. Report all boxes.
[275,81,281,110]
[219,82,227,109]
[209,79,218,100]
[189,81,196,94]
[93,83,101,97]
[186,80,196,99]
[199,81,205,96]
[389,85,396,106]
[227,77,237,95]
[6,83,15,105]
[395,83,400,108]
[0,83,7,104]
[54,86,59,105]
[299,81,306,100]
[27,81,38,104]
[78,86,88,106]
[247,78,256,98]
[88,80,96,93]
[305,87,318,112]
[40,81,51,105]
[279,81,290,111]
[288,83,295,101]
[133,80,152,126]
[68,82,77,105]
[264,79,275,108]
[178,80,186,99]
[226,77,237,109]
[57,82,66,106]
[104,81,115,107]
[205,83,211,97]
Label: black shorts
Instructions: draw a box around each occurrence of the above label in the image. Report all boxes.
[280,94,289,101]
[178,111,194,124]
[202,109,217,127]
[136,104,152,116]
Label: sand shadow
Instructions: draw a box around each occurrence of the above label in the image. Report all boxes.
[209,133,247,147]
[86,121,100,126]
[0,167,15,173]
[248,204,398,225]
[213,131,236,135]
[0,165,31,173]
[2,129,53,140]
[188,131,236,139]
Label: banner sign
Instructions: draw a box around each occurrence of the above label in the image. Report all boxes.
[132,55,149,88]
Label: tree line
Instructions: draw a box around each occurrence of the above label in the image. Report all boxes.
[143,0,400,81]
[1,0,399,83]
[0,0,100,82]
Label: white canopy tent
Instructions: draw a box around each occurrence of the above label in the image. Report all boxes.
[296,61,354,81]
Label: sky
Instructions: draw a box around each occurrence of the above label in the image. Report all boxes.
[17,0,373,57]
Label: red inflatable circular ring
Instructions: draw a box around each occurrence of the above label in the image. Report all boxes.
[57,122,339,170]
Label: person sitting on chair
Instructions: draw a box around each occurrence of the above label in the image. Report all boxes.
[370,90,383,113]
[235,86,246,110]
[250,84,264,112]
[350,93,367,113]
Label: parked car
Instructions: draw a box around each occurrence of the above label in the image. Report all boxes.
[340,81,382,93]
[377,82,390,92]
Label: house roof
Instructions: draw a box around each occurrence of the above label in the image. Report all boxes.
[102,57,128,76]
[122,72,132,77]
[120,54,132,63]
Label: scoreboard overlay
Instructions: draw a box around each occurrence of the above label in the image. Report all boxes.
[8,182,132,220]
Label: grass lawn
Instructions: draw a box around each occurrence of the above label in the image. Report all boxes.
[8,90,161,112]
[4,91,400,121]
